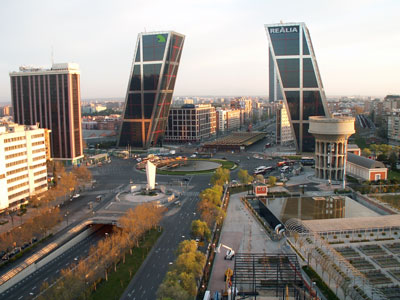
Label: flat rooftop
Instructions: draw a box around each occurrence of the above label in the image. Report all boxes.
[303,214,400,233]
[203,132,266,149]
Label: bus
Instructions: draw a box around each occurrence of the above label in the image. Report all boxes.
[300,157,315,166]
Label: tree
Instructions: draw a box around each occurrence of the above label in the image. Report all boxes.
[211,167,230,186]
[177,240,198,255]
[157,277,190,300]
[72,166,92,187]
[191,220,211,241]
[377,153,387,162]
[237,169,253,184]
[362,148,371,157]
[389,151,398,170]
[255,174,265,183]
[268,176,277,186]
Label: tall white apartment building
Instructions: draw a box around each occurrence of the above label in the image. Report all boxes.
[216,108,241,133]
[0,123,48,211]
[276,101,294,145]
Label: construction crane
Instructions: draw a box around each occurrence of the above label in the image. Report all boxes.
[217,243,235,260]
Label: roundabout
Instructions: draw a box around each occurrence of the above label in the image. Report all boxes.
[156,159,236,175]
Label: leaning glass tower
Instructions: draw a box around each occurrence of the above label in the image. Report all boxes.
[265,22,330,153]
[118,31,185,148]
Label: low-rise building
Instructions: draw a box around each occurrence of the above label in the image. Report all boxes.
[347,152,387,181]
[164,104,216,143]
[0,123,48,211]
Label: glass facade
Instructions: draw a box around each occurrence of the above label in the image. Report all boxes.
[266,22,330,152]
[118,31,185,148]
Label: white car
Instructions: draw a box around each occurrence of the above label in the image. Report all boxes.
[72,194,80,199]
[190,154,197,158]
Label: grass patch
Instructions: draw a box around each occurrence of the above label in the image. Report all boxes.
[155,159,236,175]
[388,170,400,181]
[374,194,400,210]
[89,229,162,300]
[302,265,339,300]
[229,185,252,194]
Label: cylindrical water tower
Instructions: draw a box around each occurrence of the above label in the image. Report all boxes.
[308,116,355,184]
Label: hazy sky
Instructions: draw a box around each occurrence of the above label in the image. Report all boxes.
[0,0,399,102]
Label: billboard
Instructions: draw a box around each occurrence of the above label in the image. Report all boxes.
[254,185,268,196]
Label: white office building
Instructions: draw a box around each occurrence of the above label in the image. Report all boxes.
[0,123,48,211]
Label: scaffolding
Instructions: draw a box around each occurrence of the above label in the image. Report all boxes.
[232,253,307,299]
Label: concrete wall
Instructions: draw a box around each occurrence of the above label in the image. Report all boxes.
[0,227,94,294]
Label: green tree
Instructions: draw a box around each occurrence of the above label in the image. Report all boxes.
[362,148,371,157]
[191,220,211,241]
[389,152,398,170]
[237,169,253,184]
[177,240,198,255]
[268,176,277,186]
[377,153,387,162]
[211,167,230,186]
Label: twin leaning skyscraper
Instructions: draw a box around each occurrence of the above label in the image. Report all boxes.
[265,22,330,153]
[118,31,185,148]
[10,24,327,155]
[119,23,329,152]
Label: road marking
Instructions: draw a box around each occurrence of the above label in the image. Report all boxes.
[43,277,48,282]
[32,285,36,290]
[18,296,23,300]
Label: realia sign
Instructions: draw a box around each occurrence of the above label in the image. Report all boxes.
[269,26,298,34]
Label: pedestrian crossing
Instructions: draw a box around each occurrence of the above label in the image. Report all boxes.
[182,191,199,197]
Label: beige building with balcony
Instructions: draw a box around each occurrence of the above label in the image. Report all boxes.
[309,116,355,182]
[0,123,48,211]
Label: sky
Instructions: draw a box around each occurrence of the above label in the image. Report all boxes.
[0,0,399,102]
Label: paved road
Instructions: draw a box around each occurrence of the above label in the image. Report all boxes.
[120,174,211,300]
[0,225,112,300]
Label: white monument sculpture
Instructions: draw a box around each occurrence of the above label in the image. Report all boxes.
[146,160,156,190]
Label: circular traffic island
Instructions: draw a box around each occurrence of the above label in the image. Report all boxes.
[157,159,236,175]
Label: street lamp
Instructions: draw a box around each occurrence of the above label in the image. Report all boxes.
[65,211,69,226]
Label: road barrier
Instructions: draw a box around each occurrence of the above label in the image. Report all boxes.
[0,224,95,294]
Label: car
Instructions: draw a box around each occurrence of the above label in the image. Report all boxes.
[190,154,197,158]
[72,194,80,199]
[231,180,239,187]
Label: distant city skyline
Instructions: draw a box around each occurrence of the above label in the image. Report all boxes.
[0,0,399,102]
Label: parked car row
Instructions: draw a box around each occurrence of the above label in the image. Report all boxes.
[1,236,37,261]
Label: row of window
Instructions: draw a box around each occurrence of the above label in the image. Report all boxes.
[6,159,27,168]
[5,151,27,160]
[7,174,28,184]
[5,144,25,152]
[33,155,46,162]
[35,183,48,191]
[7,166,28,176]
[32,148,45,154]
[34,169,47,177]
[9,189,29,200]
[4,136,25,143]
[34,176,47,184]
[31,133,44,139]
[30,162,46,169]
[32,141,45,146]
[8,181,28,192]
